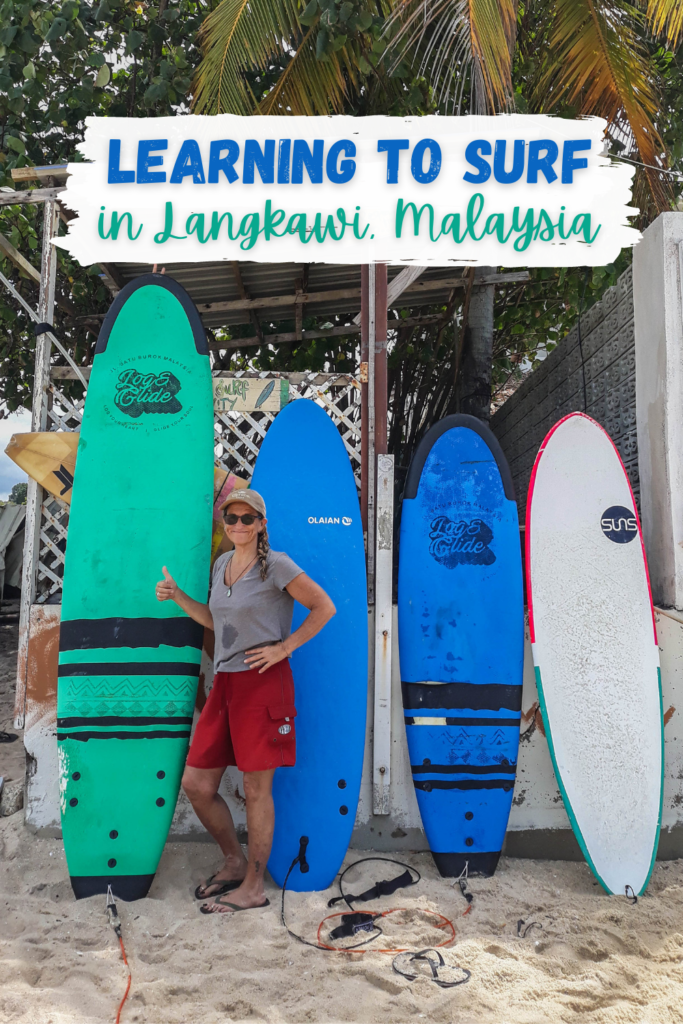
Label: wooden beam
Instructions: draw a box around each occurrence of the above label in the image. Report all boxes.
[0,186,66,207]
[51,366,359,385]
[11,165,69,184]
[0,232,40,283]
[0,232,77,316]
[206,313,446,351]
[196,272,530,316]
[198,285,361,315]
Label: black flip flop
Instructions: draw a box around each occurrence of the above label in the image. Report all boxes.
[194,874,243,900]
[200,896,270,915]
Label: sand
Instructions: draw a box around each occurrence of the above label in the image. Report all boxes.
[3,615,683,1024]
[3,812,683,1024]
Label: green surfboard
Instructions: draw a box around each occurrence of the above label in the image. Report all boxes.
[57,274,213,901]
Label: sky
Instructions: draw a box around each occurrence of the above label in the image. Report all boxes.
[0,408,30,500]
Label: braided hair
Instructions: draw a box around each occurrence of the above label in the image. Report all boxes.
[257,522,270,580]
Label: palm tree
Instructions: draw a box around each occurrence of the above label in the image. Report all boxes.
[192,0,682,213]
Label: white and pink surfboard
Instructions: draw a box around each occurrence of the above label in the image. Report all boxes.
[526,413,663,895]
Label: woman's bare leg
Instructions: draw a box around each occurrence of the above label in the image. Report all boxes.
[182,765,248,895]
[204,768,276,911]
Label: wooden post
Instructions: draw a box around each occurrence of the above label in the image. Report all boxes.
[363,263,392,814]
[360,266,369,539]
[374,264,388,456]
[14,200,58,728]
[372,452,394,814]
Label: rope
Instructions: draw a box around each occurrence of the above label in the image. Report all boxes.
[115,935,132,1024]
[106,886,132,1024]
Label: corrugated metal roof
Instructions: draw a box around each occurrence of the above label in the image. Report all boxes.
[110,261,468,331]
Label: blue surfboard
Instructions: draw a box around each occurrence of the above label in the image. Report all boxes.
[251,399,367,891]
[398,414,524,877]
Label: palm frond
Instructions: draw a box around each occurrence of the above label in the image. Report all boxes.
[192,0,355,115]
[644,0,683,48]
[533,0,671,211]
[383,0,516,114]
[259,26,360,115]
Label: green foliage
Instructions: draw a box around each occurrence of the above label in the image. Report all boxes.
[491,255,633,394]
[9,481,26,503]
[0,0,216,413]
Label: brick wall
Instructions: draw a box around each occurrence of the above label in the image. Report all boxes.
[491,265,637,520]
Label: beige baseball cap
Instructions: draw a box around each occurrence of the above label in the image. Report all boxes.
[219,488,266,518]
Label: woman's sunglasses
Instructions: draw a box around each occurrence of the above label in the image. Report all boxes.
[223,512,263,525]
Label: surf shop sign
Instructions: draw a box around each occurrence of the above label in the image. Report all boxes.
[57,114,638,268]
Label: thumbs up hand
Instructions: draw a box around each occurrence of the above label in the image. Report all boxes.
[156,566,179,603]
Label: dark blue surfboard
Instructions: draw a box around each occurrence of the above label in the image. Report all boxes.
[251,399,367,891]
[398,414,523,877]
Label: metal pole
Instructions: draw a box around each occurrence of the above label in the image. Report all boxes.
[372,452,394,814]
[14,200,58,728]
[367,263,376,605]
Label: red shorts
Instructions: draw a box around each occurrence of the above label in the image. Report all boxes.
[186,661,296,772]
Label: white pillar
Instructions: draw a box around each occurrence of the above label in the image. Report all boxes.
[634,212,683,610]
[14,200,59,728]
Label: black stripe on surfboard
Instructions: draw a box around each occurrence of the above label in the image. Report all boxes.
[432,852,501,878]
[411,762,517,775]
[403,414,515,502]
[57,662,201,677]
[413,778,515,792]
[402,681,522,714]
[59,617,203,652]
[71,874,155,900]
[58,730,191,741]
[95,274,209,356]
[57,716,193,727]
[404,716,520,727]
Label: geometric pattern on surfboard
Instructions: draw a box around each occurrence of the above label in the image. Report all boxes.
[526,412,663,896]
[398,414,524,878]
[57,274,213,902]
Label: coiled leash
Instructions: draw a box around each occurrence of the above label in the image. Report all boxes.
[392,948,471,988]
[106,886,132,1024]
[281,838,455,955]
[327,856,420,910]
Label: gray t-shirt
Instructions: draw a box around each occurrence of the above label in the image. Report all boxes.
[209,549,303,672]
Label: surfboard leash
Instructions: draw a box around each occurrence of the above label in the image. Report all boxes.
[280,838,456,955]
[106,886,132,1024]
[452,862,474,915]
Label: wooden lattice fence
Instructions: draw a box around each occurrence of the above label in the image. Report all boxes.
[36,370,361,604]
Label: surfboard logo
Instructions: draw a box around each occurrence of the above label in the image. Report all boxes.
[601,505,638,543]
[114,369,182,418]
[429,515,496,568]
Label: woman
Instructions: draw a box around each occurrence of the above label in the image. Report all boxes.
[155,489,335,914]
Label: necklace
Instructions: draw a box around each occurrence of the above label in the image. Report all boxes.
[225,554,257,598]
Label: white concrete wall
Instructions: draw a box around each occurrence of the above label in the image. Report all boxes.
[634,213,683,610]
[25,605,683,859]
